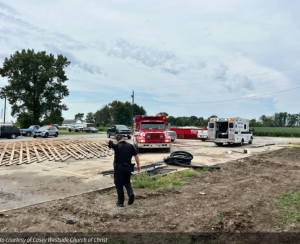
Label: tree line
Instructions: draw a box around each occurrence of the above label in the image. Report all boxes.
[83,101,146,127]
[250,112,300,127]
[164,112,300,127]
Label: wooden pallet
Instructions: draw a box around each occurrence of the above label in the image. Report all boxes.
[0,139,113,167]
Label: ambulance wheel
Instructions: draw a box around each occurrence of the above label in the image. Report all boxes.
[240,139,244,146]
[215,143,223,146]
[248,138,253,144]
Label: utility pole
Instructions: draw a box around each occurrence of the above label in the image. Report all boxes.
[3,95,6,124]
[131,90,134,132]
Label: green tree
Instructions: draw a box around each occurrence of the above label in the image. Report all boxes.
[16,112,32,128]
[157,112,169,116]
[85,112,95,123]
[259,115,274,127]
[43,108,64,125]
[74,113,84,121]
[287,114,298,127]
[94,105,112,126]
[94,101,146,126]
[249,119,261,127]
[189,116,198,125]
[167,116,177,126]
[0,49,70,124]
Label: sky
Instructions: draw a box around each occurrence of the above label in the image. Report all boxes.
[0,0,299,123]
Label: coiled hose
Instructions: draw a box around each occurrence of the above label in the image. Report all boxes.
[163,151,220,170]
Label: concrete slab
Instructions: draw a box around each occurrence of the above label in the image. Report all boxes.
[0,136,298,212]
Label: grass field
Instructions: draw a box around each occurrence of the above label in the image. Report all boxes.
[251,127,300,137]
[58,130,106,135]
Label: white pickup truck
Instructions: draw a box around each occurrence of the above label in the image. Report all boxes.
[68,125,84,132]
[197,129,208,141]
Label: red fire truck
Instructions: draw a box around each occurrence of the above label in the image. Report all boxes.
[133,115,172,153]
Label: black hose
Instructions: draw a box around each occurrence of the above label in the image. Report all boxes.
[163,151,220,170]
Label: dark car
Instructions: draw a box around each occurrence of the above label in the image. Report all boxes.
[83,127,99,133]
[0,126,21,139]
[33,126,59,138]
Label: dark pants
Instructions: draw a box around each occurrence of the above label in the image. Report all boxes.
[114,164,133,204]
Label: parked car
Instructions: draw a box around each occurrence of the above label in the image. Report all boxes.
[20,125,40,136]
[166,130,177,142]
[33,126,59,138]
[0,126,21,139]
[83,127,99,133]
[107,125,131,139]
[68,125,84,132]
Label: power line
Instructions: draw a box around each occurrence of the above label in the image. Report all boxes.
[63,97,131,104]
[135,66,300,91]
[135,86,300,105]
[142,84,297,98]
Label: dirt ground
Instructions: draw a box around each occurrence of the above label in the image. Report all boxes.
[1,147,300,243]
[0,137,288,212]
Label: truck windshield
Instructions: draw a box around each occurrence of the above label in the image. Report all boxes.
[141,122,165,130]
[116,125,128,129]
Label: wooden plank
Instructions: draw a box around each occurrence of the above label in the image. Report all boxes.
[44,142,59,161]
[39,144,53,161]
[58,144,80,160]
[32,143,41,163]
[0,144,8,165]
[18,143,23,165]
[70,144,88,158]
[82,143,101,157]
[52,146,63,161]
[8,143,16,165]
[26,143,31,164]
[71,144,91,158]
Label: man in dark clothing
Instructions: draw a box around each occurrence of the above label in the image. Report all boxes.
[105,134,140,207]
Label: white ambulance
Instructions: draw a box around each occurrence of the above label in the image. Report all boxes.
[208,117,253,146]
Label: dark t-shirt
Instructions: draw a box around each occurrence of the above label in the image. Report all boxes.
[108,141,137,164]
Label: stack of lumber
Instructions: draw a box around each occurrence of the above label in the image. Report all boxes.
[0,139,113,166]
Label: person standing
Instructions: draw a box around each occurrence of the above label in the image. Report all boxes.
[105,134,141,207]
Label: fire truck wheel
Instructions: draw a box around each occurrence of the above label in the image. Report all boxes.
[201,139,207,141]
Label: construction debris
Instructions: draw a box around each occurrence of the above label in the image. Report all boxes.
[0,139,113,167]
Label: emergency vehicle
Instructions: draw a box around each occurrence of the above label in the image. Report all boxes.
[208,117,253,146]
[133,115,172,153]
[197,126,208,141]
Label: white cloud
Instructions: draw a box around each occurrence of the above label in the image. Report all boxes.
[0,0,299,121]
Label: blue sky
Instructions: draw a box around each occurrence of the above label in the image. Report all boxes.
[0,0,299,123]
